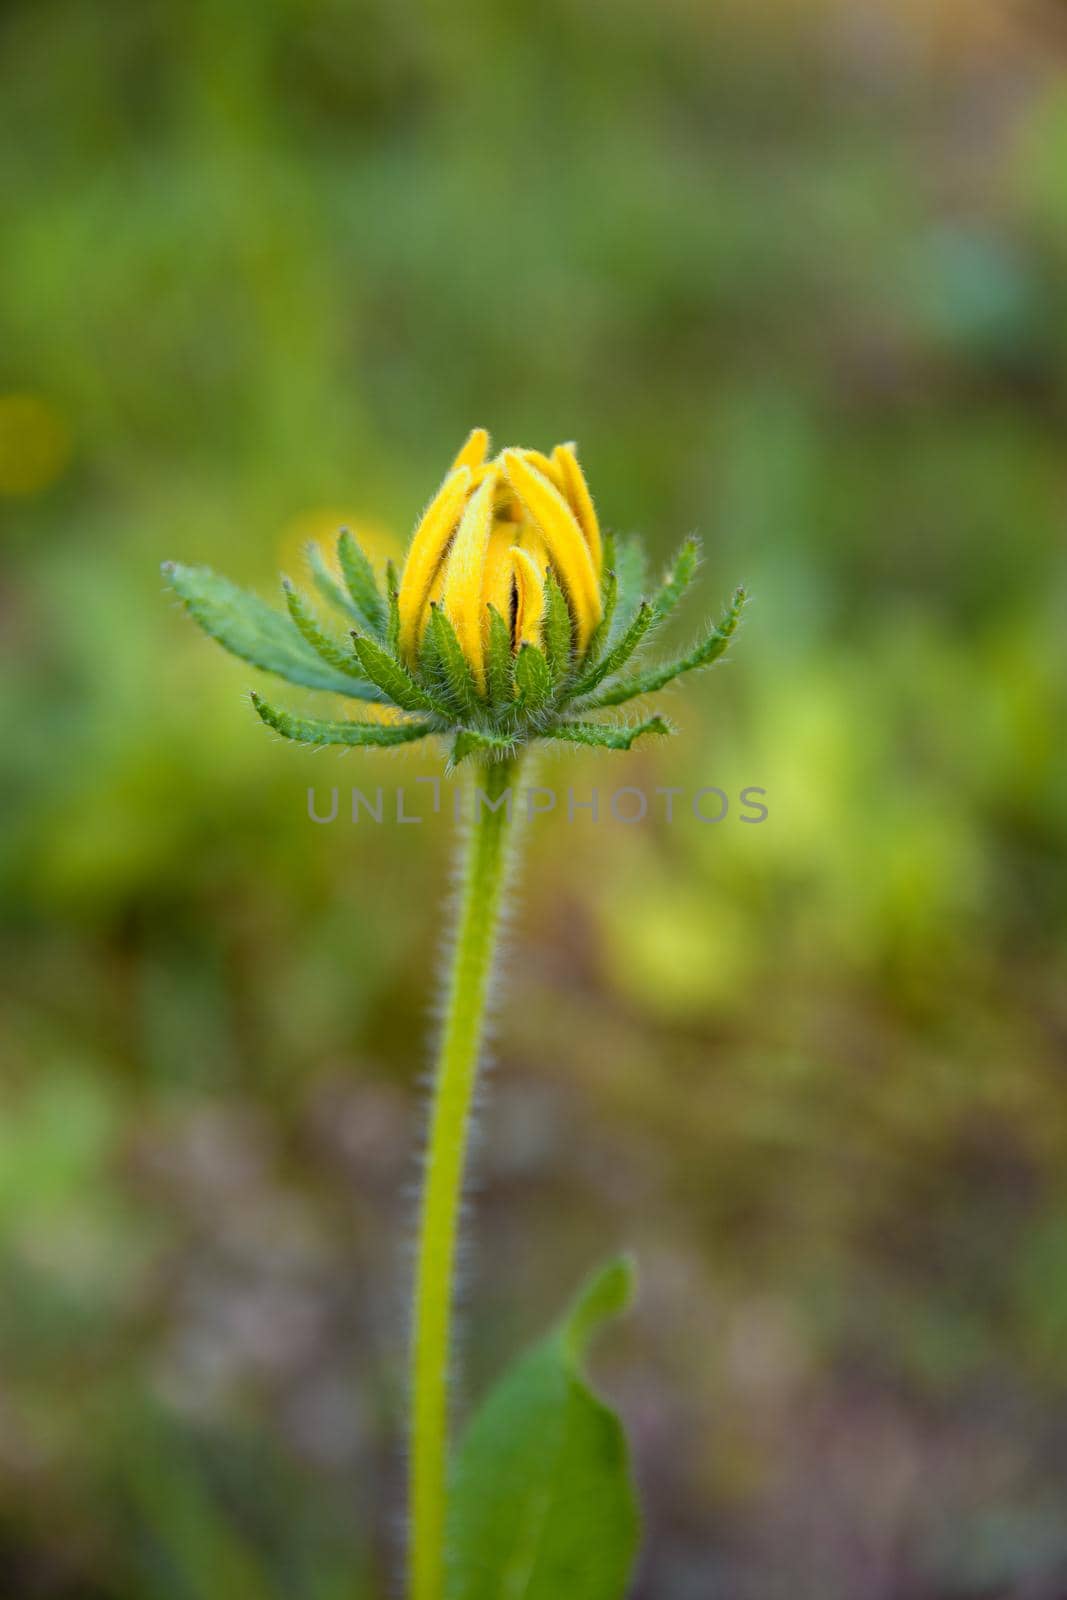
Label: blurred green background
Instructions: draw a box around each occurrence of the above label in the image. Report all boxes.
[3,0,1067,1595]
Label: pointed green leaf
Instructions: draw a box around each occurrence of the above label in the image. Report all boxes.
[307,541,361,622]
[568,601,656,700]
[542,571,574,682]
[514,643,553,717]
[552,715,672,751]
[581,587,747,709]
[429,604,482,719]
[651,536,701,623]
[163,562,383,699]
[282,580,366,680]
[350,632,449,717]
[485,605,516,711]
[447,1258,639,1600]
[338,530,388,637]
[251,693,432,747]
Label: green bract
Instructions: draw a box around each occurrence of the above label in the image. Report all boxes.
[162,532,745,770]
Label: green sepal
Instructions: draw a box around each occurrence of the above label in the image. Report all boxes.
[307,541,360,622]
[541,571,574,683]
[418,620,469,724]
[514,643,553,718]
[350,631,448,717]
[651,536,701,623]
[386,560,401,656]
[429,604,482,719]
[338,530,388,638]
[417,621,447,700]
[162,562,382,699]
[568,601,655,700]
[607,536,647,650]
[282,580,366,681]
[447,1257,639,1600]
[251,693,433,747]
[450,727,518,769]
[485,605,516,712]
[581,566,617,670]
[552,715,672,751]
[581,587,747,709]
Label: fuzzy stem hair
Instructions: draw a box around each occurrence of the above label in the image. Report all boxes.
[409,753,520,1600]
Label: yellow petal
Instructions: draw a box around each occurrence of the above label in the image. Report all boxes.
[425,556,448,614]
[552,442,602,575]
[441,468,499,690]
[397,466,472,664]
[502,450,601,652]
[481,519,516,645]
[511,546,547,649]
[516,524,549,568]
[451,427,490,474]
[522,448,565,491]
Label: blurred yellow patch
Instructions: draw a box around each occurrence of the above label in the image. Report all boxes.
[277,505,401,581]
[354,699,412,727]
[600,869,755,1021]
[278,507,403,724]
[0,393,70,497]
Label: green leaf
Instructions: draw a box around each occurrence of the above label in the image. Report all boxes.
[282,580,366,679]
[338,530,389,637]
[163,562,382,699]
[581,587,747,709]
[485,605,516,711]
[542,571,574,682]
[567,601,655,700]
[429,604,482,719]
[307,541,361,622]
[650,536,701,623]
[447,1257,640,1600]
[350,632,448,717]
[121,1424,277,1600]
[251,693,433,747]
[514,643,553,717]
[552,715,673,751]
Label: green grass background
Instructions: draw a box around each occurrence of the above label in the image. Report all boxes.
[2,1,1067,1595]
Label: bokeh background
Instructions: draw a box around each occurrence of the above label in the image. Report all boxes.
[4,1,1067,1595]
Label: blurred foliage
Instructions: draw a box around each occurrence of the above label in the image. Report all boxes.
[2,0,1067,1595]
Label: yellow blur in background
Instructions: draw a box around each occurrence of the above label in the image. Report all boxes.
[0,394,70,498]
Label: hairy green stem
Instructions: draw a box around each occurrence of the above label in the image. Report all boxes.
[410,755,519,1600]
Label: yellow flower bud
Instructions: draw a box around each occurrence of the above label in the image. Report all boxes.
[396,431,604,688]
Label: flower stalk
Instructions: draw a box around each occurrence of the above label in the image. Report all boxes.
[410,754,518,1600]
[161,428,746,1599]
